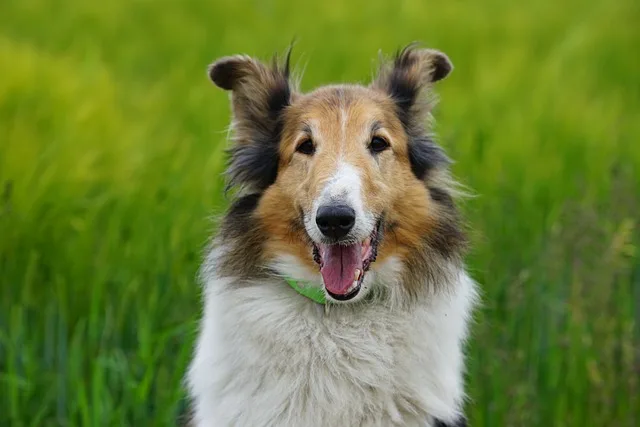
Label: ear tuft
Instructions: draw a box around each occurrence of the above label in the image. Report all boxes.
[372,44,454,103]
[390,44,454,86]
[208,56,250,90]
[430,50,453,82]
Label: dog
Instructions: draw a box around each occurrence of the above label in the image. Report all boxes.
[186,43,478,427]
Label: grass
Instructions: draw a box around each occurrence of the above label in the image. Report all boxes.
[1,0,639,425]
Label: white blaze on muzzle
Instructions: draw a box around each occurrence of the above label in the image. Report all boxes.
[305,161,378,300]
[310,161,375,243]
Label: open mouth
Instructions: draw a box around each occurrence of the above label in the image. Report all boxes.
[313,222,381,301]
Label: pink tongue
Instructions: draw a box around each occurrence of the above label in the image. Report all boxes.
[319,244,363,295]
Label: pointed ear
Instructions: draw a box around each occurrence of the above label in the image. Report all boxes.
[208,49,295,192]
[372,44,453,181]
[372,44,452,119]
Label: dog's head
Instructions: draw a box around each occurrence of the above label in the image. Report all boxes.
[210,44,465,303]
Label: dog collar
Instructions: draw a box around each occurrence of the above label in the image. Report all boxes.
[285,278,326,305]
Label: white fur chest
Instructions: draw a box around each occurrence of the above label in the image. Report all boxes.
[187,272,476,427]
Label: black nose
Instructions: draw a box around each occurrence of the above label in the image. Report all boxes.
[316,204,356,240]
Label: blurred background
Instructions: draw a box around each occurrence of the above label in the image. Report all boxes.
[1,0,639,425]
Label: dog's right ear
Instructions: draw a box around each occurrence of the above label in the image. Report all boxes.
[208,50,294,192]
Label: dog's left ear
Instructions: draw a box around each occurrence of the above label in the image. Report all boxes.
[372,44,453,114]
[372,44,453,181]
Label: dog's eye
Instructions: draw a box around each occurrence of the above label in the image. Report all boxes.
[369,136,390,154]
[296,138,315,155]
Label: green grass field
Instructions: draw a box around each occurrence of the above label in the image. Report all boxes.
[1,0,639,425]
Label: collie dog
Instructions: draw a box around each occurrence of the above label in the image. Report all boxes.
[186,44,478,427]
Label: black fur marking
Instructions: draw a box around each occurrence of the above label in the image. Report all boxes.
[219,193,261,239]
[217,193,268,279]
[428,186,455,210]
[385,44,421,128]
[267,46,293,118]
[430,53,453,82]
[434,417,467,427]
[267,79,291,119]
[276,42,293,80]
[388,78,418,128]
[229,192,261,215]
[208,58,241,90]
[428,215,467,260]
[399,182,466,294]
[226,141,280,192]
[408,136,450,180]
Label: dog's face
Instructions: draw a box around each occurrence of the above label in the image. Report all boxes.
[210,45,463,302]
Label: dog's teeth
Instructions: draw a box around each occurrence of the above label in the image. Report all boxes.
[354,269,361,281]
[348,281,358,293]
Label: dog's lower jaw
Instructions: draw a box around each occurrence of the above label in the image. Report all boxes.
[186,268,477,427]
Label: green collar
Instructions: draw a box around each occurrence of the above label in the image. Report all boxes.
[285,278,326,305]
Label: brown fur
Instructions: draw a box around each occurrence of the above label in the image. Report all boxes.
[207,44,466,299]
